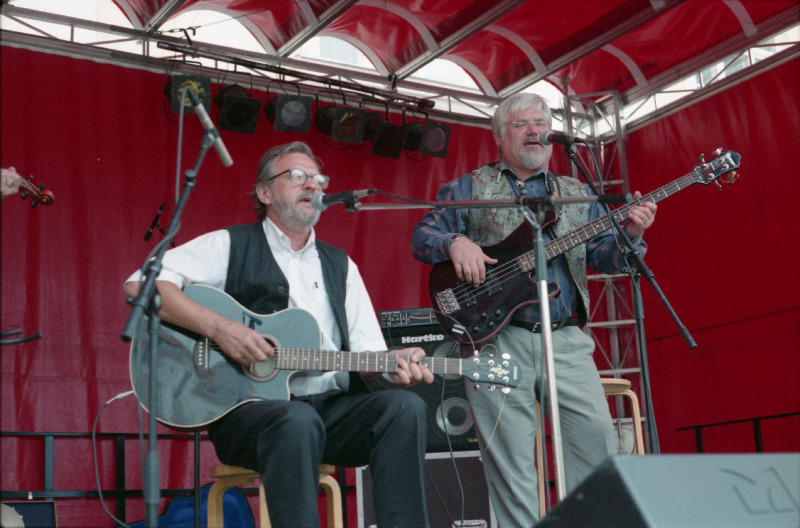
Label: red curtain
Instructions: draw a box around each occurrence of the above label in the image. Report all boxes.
[2,46,798,526]
[625,57,800,453]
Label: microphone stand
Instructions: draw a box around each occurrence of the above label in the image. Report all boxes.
[343,193,626,501]
[120,118,216,528]
[560,141,698,455]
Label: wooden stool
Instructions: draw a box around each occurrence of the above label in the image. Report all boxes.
[600,377,645,456]
[207,463,343,528]
[535,377,645,516]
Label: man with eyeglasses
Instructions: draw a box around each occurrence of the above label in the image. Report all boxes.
[125,141,433,528]
[411,93,657,525]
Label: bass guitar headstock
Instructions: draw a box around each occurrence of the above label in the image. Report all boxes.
[693,148,740,190]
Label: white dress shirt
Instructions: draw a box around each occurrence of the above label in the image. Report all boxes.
[125,218,387,395]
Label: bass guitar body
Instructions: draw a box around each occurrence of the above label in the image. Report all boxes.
[429,214,560,346]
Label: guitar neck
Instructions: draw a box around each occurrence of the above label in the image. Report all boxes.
[518,171,699,268]
[275,348,462,376]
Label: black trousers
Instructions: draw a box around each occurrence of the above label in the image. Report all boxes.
[208,389,430,528]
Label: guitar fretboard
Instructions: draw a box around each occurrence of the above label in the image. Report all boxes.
[275,348,463,375]
[516,171,700,272]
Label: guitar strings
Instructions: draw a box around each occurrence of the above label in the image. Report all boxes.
[442,186,673,305]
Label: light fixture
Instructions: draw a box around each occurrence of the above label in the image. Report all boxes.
[215,84,261,134]
[264,94,313,132]
[364,112,404,159]
[314,103,368,144]
[165,75,211,114]
[404,121,452,159]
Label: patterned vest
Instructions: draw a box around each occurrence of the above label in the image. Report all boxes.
[468,163,592,324]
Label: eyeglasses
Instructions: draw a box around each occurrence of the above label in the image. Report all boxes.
[266,168,330,190]
[507,119,549,129]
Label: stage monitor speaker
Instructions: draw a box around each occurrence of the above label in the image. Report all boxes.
[536,453,800,527]
[357,451,496,528]
[377,308,479,453]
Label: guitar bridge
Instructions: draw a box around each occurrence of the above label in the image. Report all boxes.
[435,288,460,315]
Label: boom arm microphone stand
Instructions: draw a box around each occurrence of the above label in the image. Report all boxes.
[559,140,698,455]
[120,87,224,528]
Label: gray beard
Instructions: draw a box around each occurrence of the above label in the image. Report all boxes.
[272,191,320,230]
[518,147,548,171]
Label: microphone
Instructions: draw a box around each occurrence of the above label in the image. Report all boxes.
[184,87,234,167]
[144,202,165,241]
[540,130,587,146]
[311,189,377,211]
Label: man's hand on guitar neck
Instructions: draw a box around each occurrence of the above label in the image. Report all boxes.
[363,347,434,387]
[449,235,498,288]
[623,191,658,238]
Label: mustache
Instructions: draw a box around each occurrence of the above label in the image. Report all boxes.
[296,190,316,204]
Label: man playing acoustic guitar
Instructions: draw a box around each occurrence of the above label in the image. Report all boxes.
[126,141,433,528]
[411,93,657,526]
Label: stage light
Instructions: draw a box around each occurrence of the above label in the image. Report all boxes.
[165,75,211,114]
[215,84,261,134]
[404,121,452,159]
[364,113,404,159]
[264,94,313,132]
[314,104,368,144]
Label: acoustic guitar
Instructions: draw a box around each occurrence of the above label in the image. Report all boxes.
[129,284,520,430]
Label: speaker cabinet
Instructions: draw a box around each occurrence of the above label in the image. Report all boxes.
[357,451,496,528]
[536,454,800,527]
[377,309,479,453]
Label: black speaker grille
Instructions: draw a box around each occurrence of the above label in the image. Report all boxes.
[378,316,479,453]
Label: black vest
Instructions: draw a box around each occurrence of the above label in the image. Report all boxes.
[224,223,351,351]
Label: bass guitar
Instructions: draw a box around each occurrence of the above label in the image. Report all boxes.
[129,284,520,430]
[428,148,741,345]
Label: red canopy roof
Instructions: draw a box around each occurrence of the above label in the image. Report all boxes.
[110,0,798,105]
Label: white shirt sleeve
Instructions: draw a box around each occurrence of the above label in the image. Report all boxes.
[124,229,231,289]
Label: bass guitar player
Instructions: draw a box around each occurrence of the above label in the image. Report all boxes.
[411,92,657,527]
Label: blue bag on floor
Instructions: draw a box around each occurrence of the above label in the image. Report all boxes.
[121,483,255,528]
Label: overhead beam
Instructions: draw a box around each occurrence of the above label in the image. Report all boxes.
[498,0,681,97]
[622,43,799,136]
[394,0,527,80]
[277,0,359,57]
[0,5,500,108]
[619,5,800,105]
[144,0,189,33]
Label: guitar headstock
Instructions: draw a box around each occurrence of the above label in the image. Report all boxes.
[19,175,55,208]
[692,148,740,189]
[462,353,520,389]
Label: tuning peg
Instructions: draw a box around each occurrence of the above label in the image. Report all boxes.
[714,180,723,191]
[713,147,723,156]
[487,385,496,392]
[724,171,739,184]
[501,387,511,394]
[698,154,705,163]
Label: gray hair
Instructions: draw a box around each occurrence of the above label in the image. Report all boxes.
[491,93,553,142]
[249,141,322,221]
